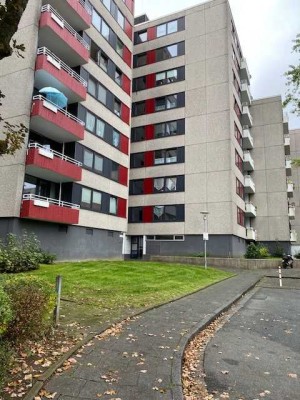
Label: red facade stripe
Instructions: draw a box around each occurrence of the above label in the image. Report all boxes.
[117,198,127,218]
[146,74,156,89]
[122,75,131,96]
[144,151,154,167]
[121,104,130,125]
[67,0,92,27]
[118,165,128,186]
[144,178,153,194]
[143,206,153,223]
[147,26,156,41]
[147,50,156,65]
[125,0,134,14]
[145,99,155,114]
[120,134,129,155]
[124,19,133,40]
[145,125,154,140]
[123,46,132,68]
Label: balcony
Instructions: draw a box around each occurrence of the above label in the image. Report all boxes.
[42,0,92,30]
[35,48,87,103]
[241,106,253,127]
[290,230,297,242]
[39,5,90,67]
[240,58,250,85]
[244,175,255,194]
[246,227,257,241]
[20,194,80,225]
[243,151,254,171]
[30,95,85,142]
[287,182,294,197]
[283,122,289,135]
[241,81,252,105]
[288,205,296,220]
[245,203,257,218]
[26,143,82,183]
[284,136,290,155]
[242,128,254,149]
[286,159,292,176]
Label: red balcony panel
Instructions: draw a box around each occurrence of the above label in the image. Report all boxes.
[144,178,153,194]
[121,104,130,125]
[146,74,155,89]
[26,147,82,182]
[117,198,127,218]
[39,10,89,66]
[20,200,79,225]
[144,151,154,167]
[147,26,156,41]
[120,134,129,155]
[31,97,85,143]
[123,46,132,68]
[145,99,155,114]
[145,125,154,140]
[43,0,92,30]
[143,206,153,223]
[35,53,87,102]
[147,50,156,65]
[124,18,133,40]
[66,0,91,28]
[125,0,134,14]
[118,165,128,186]
[122,74,131,96]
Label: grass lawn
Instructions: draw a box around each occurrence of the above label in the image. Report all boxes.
[24,260,233,332]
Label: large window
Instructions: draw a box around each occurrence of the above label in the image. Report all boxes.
[155,94,178,112]
[236,178,244,199]
[235,150,243,172]
[154,176,177,192]
[156,68,178,85]
[109,196,117,214]
[132,101,146,116]
[237,206,245,226]
[157,20,178,37]
[130,153,144,168]
[156,44,178,61]
[131,126,145,142]
[129,207,143,223]
[135,52,147,67]
[234,122,242,147]
[155,120,179,138]
[154,148,178,165]
[135,30,147,44]
[128,205,184,223]
[129,175,184,195]
[234,97,241,120]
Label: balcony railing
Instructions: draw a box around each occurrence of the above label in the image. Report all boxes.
[240,57,250,85]
[41,5,89,50]
[22,193,79,209]
[243,151,254,171]
[242,128,254,149]
[79,0,92,14]
[245,203,257,217]
[284,136,290,155]
[28,142,82,166]
[244,175,255,194]
[290,230,297,242]
[288,205,295,220]
[37,47,87,87]
[286,159,292,176]
[287,182,294,197]
[242,106,253,127]
[246,227,257,241]
[241,80,252,105]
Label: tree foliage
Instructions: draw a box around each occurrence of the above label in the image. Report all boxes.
[283,34,300,115]
[0,0,29,156]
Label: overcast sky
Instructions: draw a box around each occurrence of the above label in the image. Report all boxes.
[135,0,300,129]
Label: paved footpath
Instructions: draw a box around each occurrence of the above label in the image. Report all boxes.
[43,271,263,400]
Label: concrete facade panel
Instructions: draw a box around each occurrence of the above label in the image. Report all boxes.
[205,28,228,59]
[185,143,207,174]
[185,61,206,90]
[129,192,185,207]
[207,140,230,172]
[0,165,26,217]
[185,9,205,39]
[79,209,127,232]
[265,169,287,193]
[131,108,185,128]
[206,82,230,113]
[185,88,207,117]
[185,173,206,204]
[185,36,206,64]
[185,116,207,145]
[127,222,184,236]
[207,171,231,202]
[267,192,289,217]
[206,55,229,86]
[204,1,227,33]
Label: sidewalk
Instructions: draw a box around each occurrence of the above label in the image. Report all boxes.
[39,270,264,400]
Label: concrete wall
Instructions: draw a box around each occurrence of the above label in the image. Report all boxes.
[0,217,123,260]
[290,128,300,253]
[251,97,290,242]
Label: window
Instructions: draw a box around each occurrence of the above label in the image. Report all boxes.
[117,9,125,28]
[88,78,97,97]
[113,98,121,116]
[147,235,184,241]
[86,111,96,132]
[236,178,244,199]
[133,101,146,116]
[157,20,178,37]
[116,38,124,57]
[154,120,182,138]
[92,10,101,30]
[112,130,120,147]
[98,85,107,104]
[237,206,245,226]
[154,148,177,165]
[109,196,117,214]
[83,149,93,169]
[234,123,242,147]
[154,177,177,192]
[81,188,92,208]
[155,94,178,111]
[234,97,241,119]
[156,68,178,86]
[153,205,177,222]
[92,191,102,211]
[99,52,108,72]
[130,152,144,168]
[133,76,146,91]
[233,70,240,96]
[94,155,103,172]
[101,20,110,40]
[156,44,178,61]
[129,207,143,223]
[115,68,122,86]
[136,30,147,43]
[131,126,145,142]
[235,150,243,172]
[103,0,111,11]
[135,52,147,67]
[130,180,143,195]
[96,119,105,138]
[111,162,119,181]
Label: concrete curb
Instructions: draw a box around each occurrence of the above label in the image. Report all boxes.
[23,273,235,400]
[170,276,262,400]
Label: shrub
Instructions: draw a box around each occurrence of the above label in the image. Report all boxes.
[294,252,300,259]
[3,276,55,341]
[272,241,284,258]
[0,286,13,336]
[0,339,12,390]
[0,232,56,273]
[245,243,270,259]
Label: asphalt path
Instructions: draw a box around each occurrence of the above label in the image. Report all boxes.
[204,283,300,400]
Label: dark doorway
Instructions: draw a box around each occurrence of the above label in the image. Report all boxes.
[131,236,143,259]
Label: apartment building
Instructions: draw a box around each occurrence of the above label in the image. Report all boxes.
[289,128,300,254]
[0,0,134,259]
[0,0,294,259]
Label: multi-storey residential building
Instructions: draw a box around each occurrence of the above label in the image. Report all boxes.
[0,0,134,259]
[0,0,295,259]
[289,128,300,254]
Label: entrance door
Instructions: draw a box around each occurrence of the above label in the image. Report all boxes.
[131,236,143,259]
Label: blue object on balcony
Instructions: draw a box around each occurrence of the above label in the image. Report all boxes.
[39,87,68,108]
